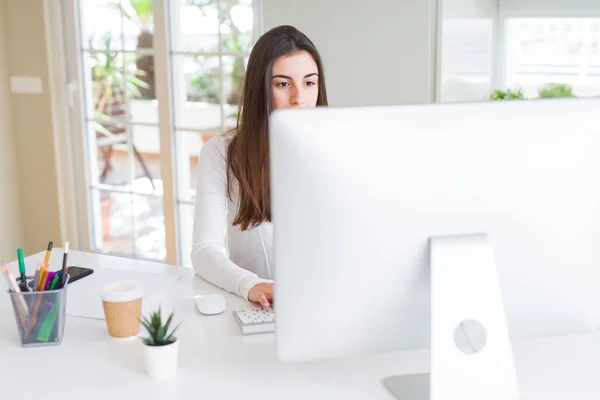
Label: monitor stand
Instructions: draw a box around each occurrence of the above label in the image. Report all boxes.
[383,234,520,400]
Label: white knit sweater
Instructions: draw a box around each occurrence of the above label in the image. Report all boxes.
[191,134,273,300]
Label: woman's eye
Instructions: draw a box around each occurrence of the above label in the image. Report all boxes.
[277,82,290,87]
[305,81,316,86]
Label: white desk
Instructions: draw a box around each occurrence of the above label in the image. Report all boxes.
[2,250,600,399]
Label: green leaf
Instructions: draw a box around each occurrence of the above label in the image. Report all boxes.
[129,0,153,17]
[128,75,150,89]
[142,326,155,338]
[139,306,180,345]
[155,314,171,344]
[140,319,152,331]
[156,326,166,344]
[162,312,174,336]
[163,322,181,343]
[489,87,525,101]
[538,82,574,98]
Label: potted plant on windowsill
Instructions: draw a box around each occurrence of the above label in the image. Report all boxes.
[489,87,526,101]
[538,82,574,99]
[140,307,181,380]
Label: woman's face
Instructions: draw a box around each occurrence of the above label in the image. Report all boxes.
[271,50,319,109]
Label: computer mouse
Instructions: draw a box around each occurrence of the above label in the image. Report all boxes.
[194,293,226,315]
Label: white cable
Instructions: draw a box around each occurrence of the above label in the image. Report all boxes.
[258,224,272,279]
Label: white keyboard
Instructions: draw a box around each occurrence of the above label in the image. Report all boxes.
[233,307,275,335]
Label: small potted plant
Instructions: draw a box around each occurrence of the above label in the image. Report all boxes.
[538,82,574,99]
[140,307,180,380]
[489,87,526,101]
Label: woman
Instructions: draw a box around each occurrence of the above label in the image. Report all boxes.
[191,25,328,308]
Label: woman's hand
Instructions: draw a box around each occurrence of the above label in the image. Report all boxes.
[248,282,273,308]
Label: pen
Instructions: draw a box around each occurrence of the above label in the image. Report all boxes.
[59,242,69,288]
[47,271,56,290]
[49,274,60,290]
[17,248,27,291]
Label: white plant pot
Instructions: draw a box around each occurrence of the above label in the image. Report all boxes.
[143,339,179,380]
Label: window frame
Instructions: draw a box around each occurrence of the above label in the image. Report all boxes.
[53,0,263,266]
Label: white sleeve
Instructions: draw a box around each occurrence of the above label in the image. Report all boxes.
[190,136,269,300]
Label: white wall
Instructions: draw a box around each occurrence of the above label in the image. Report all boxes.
[499,0,600,18]
[0,0,24,260]
[439,0,498,103]
[4,0,62,253]
[264,0,436,107]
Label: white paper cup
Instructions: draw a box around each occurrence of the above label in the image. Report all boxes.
[100,281,143,338]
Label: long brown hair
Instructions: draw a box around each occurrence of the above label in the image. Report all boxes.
[227,25,328,231]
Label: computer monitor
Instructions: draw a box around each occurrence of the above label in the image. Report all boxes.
[269,98,600,366]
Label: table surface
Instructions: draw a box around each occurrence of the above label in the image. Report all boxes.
[2,249,600,400]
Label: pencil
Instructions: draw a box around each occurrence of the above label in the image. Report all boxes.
[1,263,29,317]
[0,264,26,329]
[1,263,14,290]
[1,263,27,330]
[32,264,40,292]
[10,296,27,330]
[42,241,53,268]
[38,269,50,293]
[38,241,53,290]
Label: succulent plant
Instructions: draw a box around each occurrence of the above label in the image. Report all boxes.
[140,306,180,346]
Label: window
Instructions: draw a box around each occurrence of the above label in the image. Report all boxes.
[64,0,259,266]
[439,19,495,103]
[505,18,600,98]
[170,0,256,266]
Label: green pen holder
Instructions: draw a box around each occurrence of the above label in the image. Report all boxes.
[8,275,69,347]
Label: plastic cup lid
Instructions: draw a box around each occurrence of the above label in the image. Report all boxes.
[100,281,143,303]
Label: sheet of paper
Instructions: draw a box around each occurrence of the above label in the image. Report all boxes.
[65,268,182,320]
